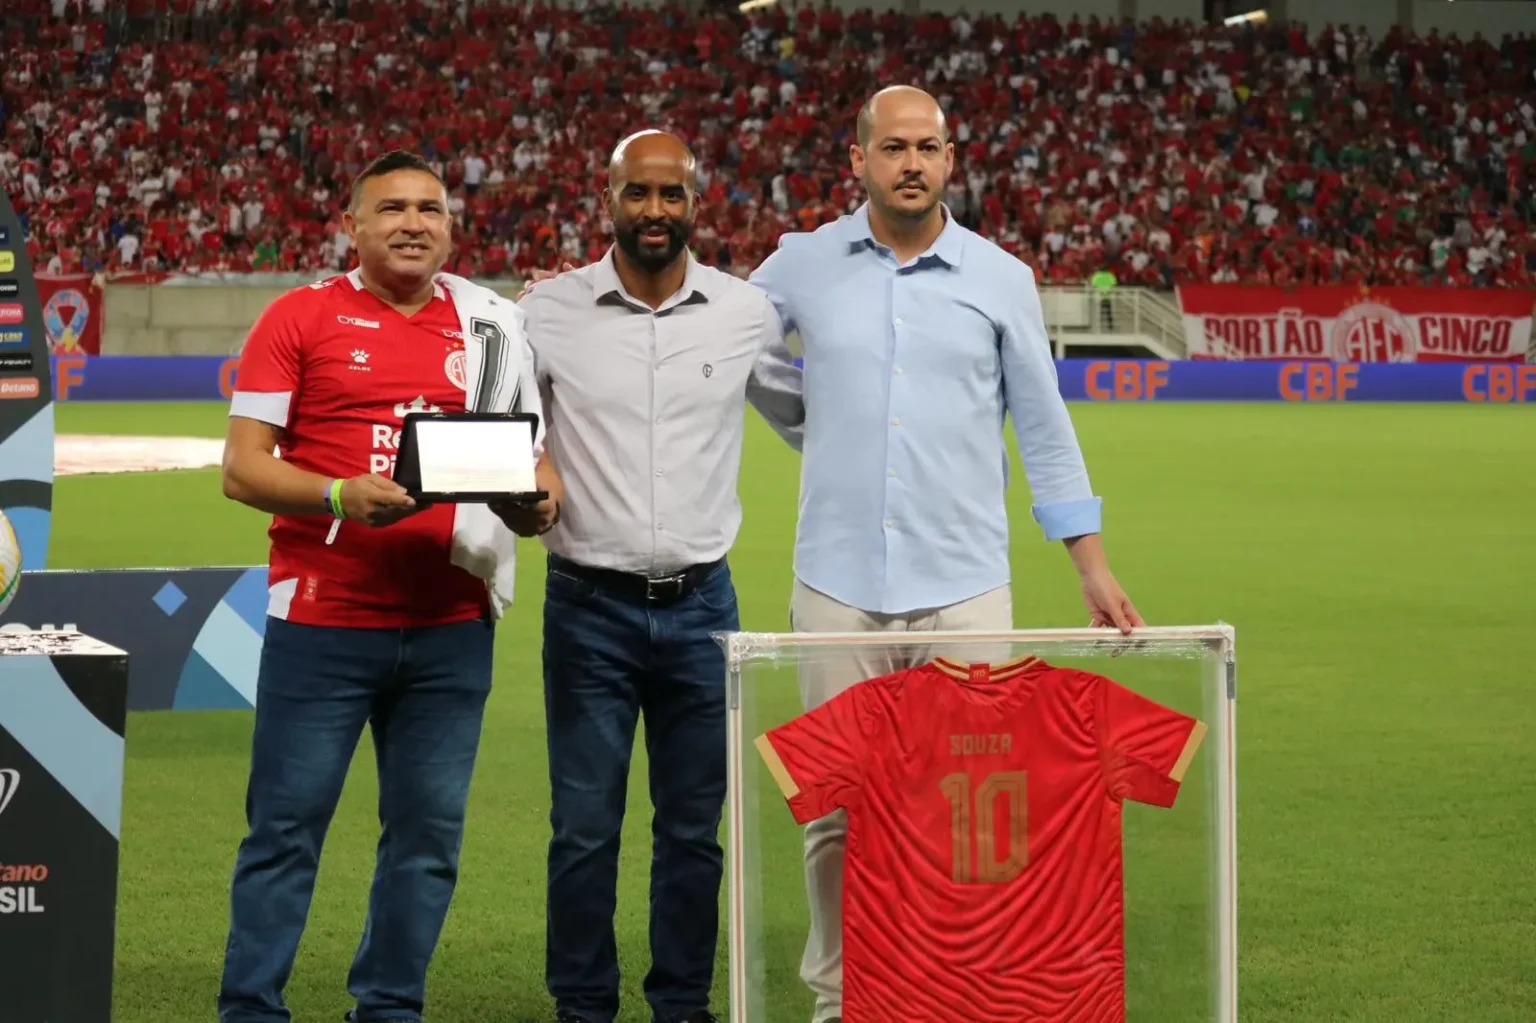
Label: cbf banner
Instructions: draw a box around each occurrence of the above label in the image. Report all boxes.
[1177,285,1534,363]
[34,274,102,355]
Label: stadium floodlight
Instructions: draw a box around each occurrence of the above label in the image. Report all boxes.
[1224,9,1269,26]
[717,624,1239,1023]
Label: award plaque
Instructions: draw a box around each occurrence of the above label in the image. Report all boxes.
[394,412,547,504]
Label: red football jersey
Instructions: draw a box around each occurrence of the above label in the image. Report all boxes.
[230,269,498,628]
[758,656,1206,1023]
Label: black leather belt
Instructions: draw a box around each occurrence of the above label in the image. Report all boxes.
[548,554,725,606]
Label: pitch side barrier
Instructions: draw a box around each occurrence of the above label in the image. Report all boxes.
[39,354,1536,403]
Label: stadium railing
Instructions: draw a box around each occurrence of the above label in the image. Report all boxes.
[1038,285,1190,360]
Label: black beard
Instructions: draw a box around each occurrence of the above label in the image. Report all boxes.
[615,219,691,272]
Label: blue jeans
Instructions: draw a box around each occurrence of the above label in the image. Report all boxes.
[543,555,739,1023]
[218,616,495,1023]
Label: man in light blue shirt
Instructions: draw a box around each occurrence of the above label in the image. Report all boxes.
[748,85,1143,1023]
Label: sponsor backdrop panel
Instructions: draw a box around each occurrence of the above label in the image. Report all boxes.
[0,631,129,1023]
[0,194,55,571]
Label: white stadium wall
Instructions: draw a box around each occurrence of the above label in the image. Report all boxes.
[103,285,290,356]
[101,284,522,356]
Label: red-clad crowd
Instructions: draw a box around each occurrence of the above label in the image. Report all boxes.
[3,0,1534,288]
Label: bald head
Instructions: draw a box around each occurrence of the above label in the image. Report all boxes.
[850,85,953,227]
[608,129,698,191]
[856,85,947,149]
[606,129,699,275]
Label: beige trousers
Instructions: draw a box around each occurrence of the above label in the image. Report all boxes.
[787,578,1015,1023]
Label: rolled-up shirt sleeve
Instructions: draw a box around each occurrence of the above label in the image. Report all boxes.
[998,265,1103,541]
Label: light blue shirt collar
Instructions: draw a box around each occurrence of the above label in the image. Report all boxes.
[843,201,965,268]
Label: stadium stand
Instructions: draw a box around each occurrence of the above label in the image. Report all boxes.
[2,0,1534,287]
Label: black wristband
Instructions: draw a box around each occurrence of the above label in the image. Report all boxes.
[537,500,561,535]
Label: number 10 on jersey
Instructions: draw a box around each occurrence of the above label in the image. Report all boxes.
[940,771,1029,885]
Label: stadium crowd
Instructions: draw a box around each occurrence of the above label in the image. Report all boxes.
[3,0,1535,288]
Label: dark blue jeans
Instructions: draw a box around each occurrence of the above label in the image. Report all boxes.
[543,555,739,1023]
[218,615,495,1023]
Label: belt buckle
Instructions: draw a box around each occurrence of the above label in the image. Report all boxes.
[645,571,687,602]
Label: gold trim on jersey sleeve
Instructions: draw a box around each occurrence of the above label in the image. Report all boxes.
[755,733,801,799]
[1169,720,1208,783]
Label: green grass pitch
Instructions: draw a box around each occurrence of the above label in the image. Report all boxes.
[46,400,1536,1022]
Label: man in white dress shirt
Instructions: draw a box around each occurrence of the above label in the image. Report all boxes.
[517,130,800,1023]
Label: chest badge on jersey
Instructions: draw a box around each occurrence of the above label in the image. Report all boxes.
[445,339,467,391]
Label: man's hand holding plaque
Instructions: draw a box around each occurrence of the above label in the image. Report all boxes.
[489,491,560,537]
[340,472,420,527]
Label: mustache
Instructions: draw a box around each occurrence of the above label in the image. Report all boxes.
[894,176,927,190]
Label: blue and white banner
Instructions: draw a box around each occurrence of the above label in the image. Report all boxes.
[42,354,1536,404]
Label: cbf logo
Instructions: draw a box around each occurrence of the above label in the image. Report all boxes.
[43,286,91,352]
[0,769,17,817]
[1331,299,1416,363]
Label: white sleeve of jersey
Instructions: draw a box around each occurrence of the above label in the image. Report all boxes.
[229,390,291,428]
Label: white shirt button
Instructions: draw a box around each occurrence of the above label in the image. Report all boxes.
[889,468,898,478]
[884,518,895,528]
[894,366,903,375]
[894,317,904,325]
[891,417,901,426]
[655,469,663,477]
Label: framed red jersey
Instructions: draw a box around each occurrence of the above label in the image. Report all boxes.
[758,656,1206,1023]
[229,269,538,628]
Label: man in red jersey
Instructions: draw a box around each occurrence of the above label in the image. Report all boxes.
[757,656,1205,1023]
[216,151,562,1023]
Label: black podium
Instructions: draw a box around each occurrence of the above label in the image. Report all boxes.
[0,630,129,1023]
